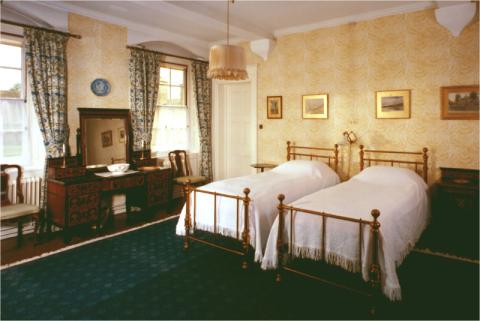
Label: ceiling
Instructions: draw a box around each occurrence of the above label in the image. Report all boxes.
[2,0,444,58]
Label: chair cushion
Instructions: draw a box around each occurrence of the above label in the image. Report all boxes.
[174,176,207,185]
[0,204,39,221]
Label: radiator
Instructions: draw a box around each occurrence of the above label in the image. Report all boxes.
[1,176,42,240]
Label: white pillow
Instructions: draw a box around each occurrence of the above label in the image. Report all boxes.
[352,166,428,190]
[272,160,338,180]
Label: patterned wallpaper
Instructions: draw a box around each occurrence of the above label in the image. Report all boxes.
[245,9,479,182]
[67,13,130,154]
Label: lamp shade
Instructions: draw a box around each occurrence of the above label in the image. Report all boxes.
[207,44,248,80]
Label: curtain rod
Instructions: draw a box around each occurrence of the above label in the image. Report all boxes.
[127,45,208,64]
[1,19,82,39]
[1,31,23,39]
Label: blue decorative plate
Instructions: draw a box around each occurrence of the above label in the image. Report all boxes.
[90,78,111,96]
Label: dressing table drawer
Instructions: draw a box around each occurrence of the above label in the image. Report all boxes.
[67,182,101,196]
[104,175,145,191]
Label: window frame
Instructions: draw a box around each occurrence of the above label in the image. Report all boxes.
[158,62,188,108]
[0,40,26,101]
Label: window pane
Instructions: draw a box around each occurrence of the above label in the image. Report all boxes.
[170,86,184,106]
[0,44,21,68]
[151,106,188,153]
[170,69,184,86]
[160,67,170,85]
[2,132,23,157]
[158,85,170,106]
[0,68,22,98]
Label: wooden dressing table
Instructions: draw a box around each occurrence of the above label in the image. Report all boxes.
[47,108,172,243]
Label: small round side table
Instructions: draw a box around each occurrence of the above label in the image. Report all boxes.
[250,163,277,173]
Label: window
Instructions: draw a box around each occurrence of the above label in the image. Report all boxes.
[152,63,198,155]
[0,38,45,174]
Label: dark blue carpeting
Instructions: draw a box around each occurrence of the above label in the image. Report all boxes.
[1,217,478,320]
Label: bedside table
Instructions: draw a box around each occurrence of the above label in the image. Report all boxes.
[432,167,479,258]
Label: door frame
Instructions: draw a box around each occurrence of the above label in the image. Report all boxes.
[212,64,257,181]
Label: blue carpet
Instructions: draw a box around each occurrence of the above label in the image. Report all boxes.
[1,217,478,320]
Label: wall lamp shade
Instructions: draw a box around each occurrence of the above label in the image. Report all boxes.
[207,44,248,80]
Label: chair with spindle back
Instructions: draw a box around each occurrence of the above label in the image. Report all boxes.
[168,150,207,199]
[0,164,42,247]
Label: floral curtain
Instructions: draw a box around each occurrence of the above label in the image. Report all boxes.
[128,49,161,151]
[24,28,69,210]
[192,61,213,181]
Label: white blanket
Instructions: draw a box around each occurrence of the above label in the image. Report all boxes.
[176,160,340,261]
[261,166,430,301]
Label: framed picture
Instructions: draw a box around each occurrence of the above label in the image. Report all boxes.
[101,130,113,147]
[441,85,479,120]
[118,127,126,143]
[376,90,411,119]
[267,96,282,119]
[302,94,328,119]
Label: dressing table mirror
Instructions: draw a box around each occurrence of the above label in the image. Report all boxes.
[78,108,131,167]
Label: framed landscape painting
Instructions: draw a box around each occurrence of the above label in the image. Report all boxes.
[441,85,479,120]
[302,94,328,119]
[101,130,113,147]
[376,90,411,119]
[267,96,282,119]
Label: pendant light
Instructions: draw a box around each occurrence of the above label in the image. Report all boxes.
[207,0,248,80]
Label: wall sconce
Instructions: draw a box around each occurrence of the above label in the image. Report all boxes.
[343,130,357,144]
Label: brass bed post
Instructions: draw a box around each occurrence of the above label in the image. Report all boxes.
[359,145,365,171]
[241,188,251,269]
[286,141,291,161]
[276,194,286,283]
[422,148,429,183]
[183,180,192,250]
[334,144,339,172]
[369,209,381,316]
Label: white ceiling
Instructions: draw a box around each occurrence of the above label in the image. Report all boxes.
[2,0,444,59]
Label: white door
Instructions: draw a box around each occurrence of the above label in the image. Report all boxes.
[213,67,257,180]
[224,82,252,178]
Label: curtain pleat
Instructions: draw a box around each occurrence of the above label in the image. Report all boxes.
[24,28,69,211]
[128,49,161,151]
[192,62,213,181]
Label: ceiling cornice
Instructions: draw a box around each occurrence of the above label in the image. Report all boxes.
[274,1,435,37]
[34,0,211,58]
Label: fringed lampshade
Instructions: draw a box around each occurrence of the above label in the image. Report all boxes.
[207,44,248,80]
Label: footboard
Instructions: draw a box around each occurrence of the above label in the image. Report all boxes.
[182,180,252,269]
[275,194,382,314]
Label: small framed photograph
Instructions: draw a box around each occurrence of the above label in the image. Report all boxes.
[267,96,282,119]
[376,90,411,119]
[302,94,328,119]
[441,85,479,120]
[118,127,126,143]
[101,130,113,147]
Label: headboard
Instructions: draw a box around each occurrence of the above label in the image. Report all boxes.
[286,141,339,172]
[359,145,429,182]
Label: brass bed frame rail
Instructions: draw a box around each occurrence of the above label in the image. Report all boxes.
[182,141,340,269]
[183,184,252,269]
[275,146,429,315]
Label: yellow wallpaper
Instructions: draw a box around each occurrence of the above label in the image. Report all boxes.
[246,9,479,182]
[67,13,130,154]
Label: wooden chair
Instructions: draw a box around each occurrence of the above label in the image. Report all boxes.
[168,150,207,198]
[111,157,126,164]
[0,164,42,247]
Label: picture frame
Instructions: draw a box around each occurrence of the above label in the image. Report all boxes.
[302,94,328,119]
[118,127,126,143]
[441,85,479,120]
[267,96,282,119]
[101,130,113,147]
[376,89,411,119]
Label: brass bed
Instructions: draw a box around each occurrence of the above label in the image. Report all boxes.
[182,141,339,269]
[273,145,429,314]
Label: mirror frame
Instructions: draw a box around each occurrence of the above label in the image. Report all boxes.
[78,108,132,166]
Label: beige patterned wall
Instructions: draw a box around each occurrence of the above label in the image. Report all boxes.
[245,9,479,182]
[67,13,130,154]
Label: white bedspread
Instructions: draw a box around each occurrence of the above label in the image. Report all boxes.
[176,160,340,261]
[261,166,430,301]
